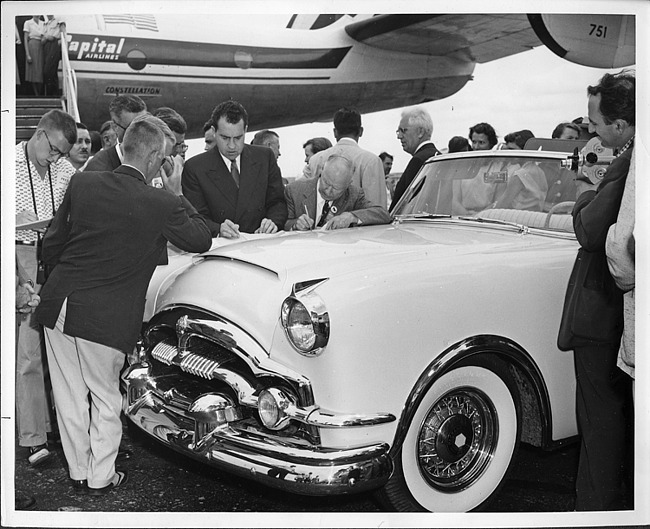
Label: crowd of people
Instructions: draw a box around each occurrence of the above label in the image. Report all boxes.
[14,69,635,512]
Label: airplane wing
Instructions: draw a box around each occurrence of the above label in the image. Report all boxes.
[344,14,541,64]
[344,13,635,68]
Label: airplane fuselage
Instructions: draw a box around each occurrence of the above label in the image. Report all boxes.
[63,15,475,137]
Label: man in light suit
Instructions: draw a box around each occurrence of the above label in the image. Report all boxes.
[306,107,387,209]
[390,106,441,211]
[182,100,287,238]
[285,154,392,231]
[35,119,211,496]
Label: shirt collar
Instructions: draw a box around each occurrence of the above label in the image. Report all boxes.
[219,151,240,169]
[615,136,634,158]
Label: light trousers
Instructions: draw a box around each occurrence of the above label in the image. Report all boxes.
[15,244,50,447]
[43,300,125,488]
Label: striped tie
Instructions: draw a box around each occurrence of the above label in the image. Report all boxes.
[317,201,331,227]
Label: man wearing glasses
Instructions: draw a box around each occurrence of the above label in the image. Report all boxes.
[152,106,189,159]
[85,95,147,172]
[15,108,77,467]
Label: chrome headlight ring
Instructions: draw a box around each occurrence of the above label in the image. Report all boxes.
[281,279,330,357]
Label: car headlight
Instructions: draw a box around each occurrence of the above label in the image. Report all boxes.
[258,387,294,430]
[281,279,329,356]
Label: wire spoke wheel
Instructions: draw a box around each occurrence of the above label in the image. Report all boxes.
[378,361,520,512]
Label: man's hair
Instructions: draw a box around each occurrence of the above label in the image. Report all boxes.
[76,122,88,131]
[504,129,535,149]
[122,119,165,159]
[108,95,147,116]
[401,107,433,139]
[587,70,635,126]
[211,100,248,129]
[89,130,102,155]
[551,122,581,139]
[203,120,214,132]
[251,129,278,145]
[333,107,362,136]
[448,136,471,153]
[152,107,188,134]
[469,122,498,148]
[38,109,77,144]
[378,151,393,161]
[130,113,175,145]
[303,137,332,153]
[100,120,116,135]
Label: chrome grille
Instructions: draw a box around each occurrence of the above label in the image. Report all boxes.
[151,338,178,365]
[180,354,222,380]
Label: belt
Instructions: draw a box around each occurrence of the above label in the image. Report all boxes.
[16,240,37,246]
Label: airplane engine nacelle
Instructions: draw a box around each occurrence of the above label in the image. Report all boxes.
[528,14,635,69]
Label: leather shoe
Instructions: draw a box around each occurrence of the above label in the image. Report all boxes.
[88,470,128,496]
[71,479,88,495]
[116,448,132,461]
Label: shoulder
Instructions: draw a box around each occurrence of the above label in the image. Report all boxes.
[244,144,274,162]
[184,149,216,170]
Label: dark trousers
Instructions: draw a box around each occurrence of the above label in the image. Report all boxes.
[573,343,630,510]
[42,39,61,95]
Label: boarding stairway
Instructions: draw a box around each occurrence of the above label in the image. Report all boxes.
[16,97,66,142]
[16,32,80,142]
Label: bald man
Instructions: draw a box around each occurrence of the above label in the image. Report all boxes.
[284,153,392,231]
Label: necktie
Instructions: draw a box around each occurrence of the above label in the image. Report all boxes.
[317,201,331,227]
[230,160,240,188]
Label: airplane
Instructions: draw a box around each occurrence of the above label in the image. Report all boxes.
[33,13,636,138]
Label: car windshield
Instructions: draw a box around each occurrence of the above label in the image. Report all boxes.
[393,153,577,233]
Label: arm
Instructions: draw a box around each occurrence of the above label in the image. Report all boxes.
[493,175,524,209]
[162,196,212,253]
[181,162,222,236]
[261,154,288,231]
[349,188,392,226]
[573,153,630,251]
[283,185,299,231]
[389,157,423,211]
[40,180,73,267]
[359,157,388,209]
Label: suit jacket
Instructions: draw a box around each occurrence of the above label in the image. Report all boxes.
[307,138,388,208]
[182,144,287,236]
[390,142,441,211]
[84,145,121,172]
[35,165,212,352]
[284,177,392,231]
[557,146,632,348]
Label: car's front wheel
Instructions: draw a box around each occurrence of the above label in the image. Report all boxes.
[379,361,520,512]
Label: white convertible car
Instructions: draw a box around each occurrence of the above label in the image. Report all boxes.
[122,147,591,512]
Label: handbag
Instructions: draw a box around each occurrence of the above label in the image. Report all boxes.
[557,247,624,350]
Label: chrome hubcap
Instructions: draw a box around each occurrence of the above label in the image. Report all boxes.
[417,388,497,491]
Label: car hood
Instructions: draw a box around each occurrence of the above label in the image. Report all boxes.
[150,222,574,351]
[200,222,562,281]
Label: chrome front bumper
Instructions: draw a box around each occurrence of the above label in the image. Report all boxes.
[124,383,392,495]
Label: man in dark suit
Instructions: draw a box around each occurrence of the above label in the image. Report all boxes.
[84,95,148,172]
[285,154,392,231]
[389,107,441,211]
[182,100,287,238]
[35,119,211,496]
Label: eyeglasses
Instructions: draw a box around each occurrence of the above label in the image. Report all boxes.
[112,120,127,131]
[174,142,189,153]
[41,130,67,160]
